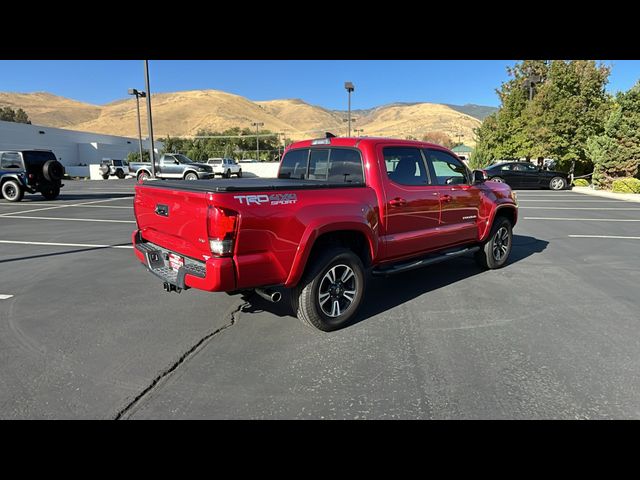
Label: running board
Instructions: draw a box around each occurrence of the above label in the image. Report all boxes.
[371,246,480,277]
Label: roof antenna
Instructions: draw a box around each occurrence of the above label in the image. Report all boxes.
[325,132,336,138]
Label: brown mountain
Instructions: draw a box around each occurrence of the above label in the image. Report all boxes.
[0,90,481,145]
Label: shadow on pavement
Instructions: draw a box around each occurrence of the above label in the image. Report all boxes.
[240,234,549,328]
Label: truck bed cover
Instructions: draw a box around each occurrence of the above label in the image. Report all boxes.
[139,178,365,193]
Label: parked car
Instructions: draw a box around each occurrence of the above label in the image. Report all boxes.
[132,137,518,332]
[99,159,129,179]
[484,161,571,190]
[129,153,215,181]
[239,158,258,163]
[206,158,242,178]
[0,149,65,202]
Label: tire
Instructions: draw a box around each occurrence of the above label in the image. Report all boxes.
[102,174,110,180]
[184,172,198,181]
[1,179,24,202]
[137,171,150,182]
[116,169,125,179]
[41,186,60,200]
[475,216,513,270]
[43,160,65,182]
[294,247,366,332]
[549,176,566,190]
[491,176,505,183]
[225,170,231,179]
[237,169,242,178]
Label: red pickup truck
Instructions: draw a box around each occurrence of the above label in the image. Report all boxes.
[132,137,518,331]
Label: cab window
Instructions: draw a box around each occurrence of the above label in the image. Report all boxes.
[424,149,470,185]
[383,147,430,186]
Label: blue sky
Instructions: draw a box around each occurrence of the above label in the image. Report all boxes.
[1,60,639,110]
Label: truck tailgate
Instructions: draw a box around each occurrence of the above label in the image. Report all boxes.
[134,182,211,259]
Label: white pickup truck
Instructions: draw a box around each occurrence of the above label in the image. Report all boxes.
[206,158,242,178]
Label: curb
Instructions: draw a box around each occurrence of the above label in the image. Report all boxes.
[572,186,640,203]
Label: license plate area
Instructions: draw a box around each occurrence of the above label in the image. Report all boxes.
[168,253,184,272]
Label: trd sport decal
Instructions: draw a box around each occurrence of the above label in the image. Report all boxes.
[234,193,298,206]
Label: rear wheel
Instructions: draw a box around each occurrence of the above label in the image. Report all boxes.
[41,186,60,200]
[137,171,150,182]
[237,169,242,178]
[2,179,24,202]
[475,217,513,269]
[116,169,125,179]
[102,174,110,180]
[225,169,231,178]
[294,247,365,332]
[491,176,505,183]
[549,176,566,190]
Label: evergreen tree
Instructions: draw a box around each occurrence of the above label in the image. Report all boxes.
[587,81,640,189]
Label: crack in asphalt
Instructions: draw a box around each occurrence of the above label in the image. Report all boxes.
[114,300,251,420]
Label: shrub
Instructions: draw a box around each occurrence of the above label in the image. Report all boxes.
[611,177,640,193]
[573,178,590,187]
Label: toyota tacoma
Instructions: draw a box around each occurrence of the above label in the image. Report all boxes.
[132,137,518,331]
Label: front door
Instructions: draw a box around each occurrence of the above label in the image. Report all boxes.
[423,148,482,247]
[378,146,442,261]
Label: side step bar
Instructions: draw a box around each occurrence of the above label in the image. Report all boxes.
[371,246,480,277]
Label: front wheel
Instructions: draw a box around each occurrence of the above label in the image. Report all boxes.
[475,217,513,269]
[225,170,231,179]
[102,174,110,180]
[237,169,242,178]
[184,172,198,181]
[294,247,365,332]
[116,169,125,179]
[549,176,566,190]
[2,179,24,202]
[491,176,505,183]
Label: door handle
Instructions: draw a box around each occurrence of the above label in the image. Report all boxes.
[389,197,407,207]
[441,194,453,203]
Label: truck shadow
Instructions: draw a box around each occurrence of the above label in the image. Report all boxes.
[240,234,549,328]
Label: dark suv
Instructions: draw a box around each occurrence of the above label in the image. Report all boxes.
[0,150,65,202]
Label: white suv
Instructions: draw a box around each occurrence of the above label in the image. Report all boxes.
[207,158,242,178]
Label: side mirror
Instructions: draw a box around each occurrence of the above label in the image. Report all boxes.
[472,170,486,184]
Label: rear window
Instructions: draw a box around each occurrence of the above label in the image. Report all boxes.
[23,151,57,164]
[278,148,364,184]
[209,159,223,165]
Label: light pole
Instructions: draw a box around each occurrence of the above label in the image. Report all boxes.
[343,117,357,137]
[143,60,156,177]
[252,122,264,161]
[345,81,355,136]
[524,74,543,101]
[128,88,146,164]
[354,128,364,137]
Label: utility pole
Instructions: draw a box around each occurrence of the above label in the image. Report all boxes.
[252,122,264,161]
[128,88,146,163]
[144,60,156,177]
[345,82,355,137]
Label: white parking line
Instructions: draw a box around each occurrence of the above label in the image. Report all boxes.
[0,215,136,223]
[0,197,134,216]
[0,294,14,300]
[524,217,640,222]
[568,235,640,240]
[521,207,640,210]
[0,240,133,249]
[0,203,132,209]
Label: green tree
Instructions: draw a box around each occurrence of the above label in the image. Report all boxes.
[126,150,151,162]
[0,106,31,123]
[587,81,640,189]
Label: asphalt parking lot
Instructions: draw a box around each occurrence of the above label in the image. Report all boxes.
[1,179,639,419]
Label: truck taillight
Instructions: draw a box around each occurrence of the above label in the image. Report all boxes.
[207,206,238,256]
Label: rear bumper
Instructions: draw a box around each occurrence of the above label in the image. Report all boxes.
[132,230,236,292]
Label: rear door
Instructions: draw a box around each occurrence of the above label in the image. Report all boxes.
[423,148,481,246]
[378,145,442,260]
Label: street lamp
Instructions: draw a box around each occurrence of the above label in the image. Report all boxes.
[252,122,264,161]
[524,74,543,101]
[128,88,146,165]
[354,128,364,137]
[343,117,357,137]
[345,81,355,137]
[143,60,156,177]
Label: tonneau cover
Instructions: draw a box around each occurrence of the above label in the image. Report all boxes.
[140,177,364,193]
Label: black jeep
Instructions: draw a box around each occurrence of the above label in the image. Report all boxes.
[0,150,65,202]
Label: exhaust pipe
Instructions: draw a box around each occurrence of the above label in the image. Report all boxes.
[255,288,282,303]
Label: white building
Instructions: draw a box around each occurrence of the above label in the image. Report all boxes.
[0,120,163,177]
